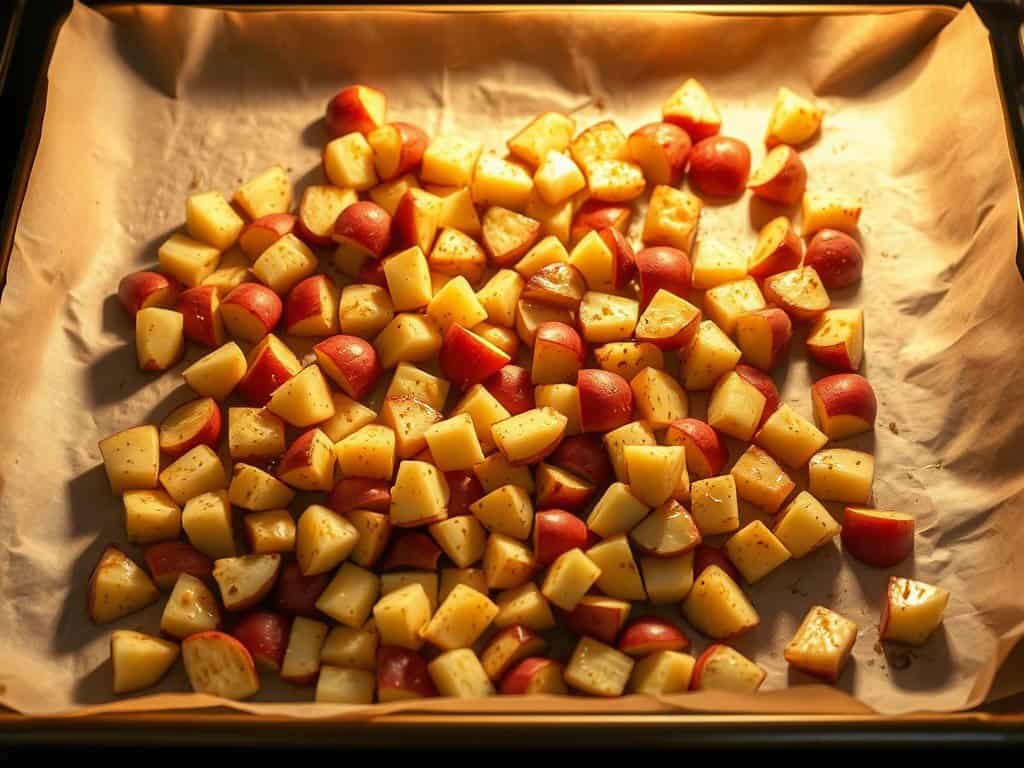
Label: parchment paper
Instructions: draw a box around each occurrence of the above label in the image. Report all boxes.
[0,2,1022,718]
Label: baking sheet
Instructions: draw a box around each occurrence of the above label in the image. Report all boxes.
[0,2,1022,718]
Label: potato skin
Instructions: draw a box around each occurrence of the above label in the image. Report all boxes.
[687,137,751,198]
[804,229,864,289]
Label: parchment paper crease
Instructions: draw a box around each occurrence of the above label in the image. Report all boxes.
[0,2,1021,717]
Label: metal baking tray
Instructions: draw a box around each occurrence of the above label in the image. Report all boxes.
[0,1,1022,748]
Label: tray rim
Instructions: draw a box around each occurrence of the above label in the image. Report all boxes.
[1,2,1021,733]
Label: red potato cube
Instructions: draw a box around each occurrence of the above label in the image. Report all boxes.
[805,229,864,289]
[532,508,590,566]
[196,245,245,295]
[525,193,573,244]
[679,320,741,391]
[482,207,541,266]
[181,631,260,700]
[634,289,701,349]
[379,531,441,573]
[766,87,823,147]
[160,572,219,639]
[548,434,613,489]
[383,245,433,312]
[483,533,536,591]
[222,283,283,344]
[515,300,574,347]
[314,334,380,400]
[577,369,633,432]
[161,446,227,506]
[158,234,220,289]
[238,214,296,261]
[278,429,336,492]
[368,121,427,180]
[535,463,593,512]
[347,509,393,569]
[272,562,329,618]
[533,150,586,206]
[493,582,553,631]
[377,645,438,702]
[811,373,877,439]
[392,188,442,255]
[477,269,525,329]
[340,283,395,340]
[564,596,632,644]
[159,398,222,458]
[228,407,285,462]
[618,618,689,657]
[234,165,292,220]
[586,482,649,539]
[570,200,631,245]
[628,122,691,186]
[135,307,184,371]
[283,275,339,337]
[251,234,319,296]
[522,262,587,310]
[661,78,721,140]
[692,544,739,582]
[841,507,914,568]
[735,307,793,371]
[424,413,486,472]
[501,658,567,695]
[532,322,585,385]
[118,271,180,316]
[427,276,491,336]
[380,395,442,459]
[747,145,807,206]
[266,364,336,428]
[469,483,534,540]
[326,84,386,137]
[635,246,692,307]
[688,136,751,199]
[748,216,803,279]
[481,625,547,681]
[764,267,831,323]
[430,515,487,569]
[482,365,534,416]
[373,313,444,370]
[807,308,865,371]
[328,476,390,515]
[441,323,512,391]
[603,419,656,484]
[784,605,858,683]
[334,200,393,259]
[316,666,375,704]
[144,541,213,590]
[295,185,357,248]
[389,460,449,527]
[87,545,160,625]
[690,644,765,693]
[373,583,433,650]
[213,554,282,612]
[664,418,728,479]
[623,445,686,508]
[880,576,949,646]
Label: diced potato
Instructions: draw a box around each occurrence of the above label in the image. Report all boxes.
[425,413,486,471]
[373,313,443,369]
[389,460,449,527]
[430,516,488,569]
[452,385,511,452]
[730,445,794,513]
[136,307,185,371]
[568,230,617,292]
[252,234,318,294]
[181,490,235,559]
[370,173,420,216]
[281,616,329,685]
[881,577,949,646]
[474,452,535,494]
[808,449,874,504]
[472,154,534,210]
[692,645,765,692]
[243,509,296,554]
[296,504,360,575]
[324,132,378,191]
[569,121,629,169]
[509,112,576,167]
[623,445,686,507]
[707,371,767,442]
[340,284,395,339]
[534,384,581,436]
[110,630,180,694]
[320,626,378,670]
[680,321,741,391]
[629,651,695,695]
[784,605,857,682]
[99,425,160,494]
[689,475,739,536]
[373,583,433,650]
[123,490,181,544]
[159,573,219,638]
[335,424,396,481]
[587,482,649,538]
[773,491,841,558]
[755,403,828,469]
[579,291,639,343]
[641,552,694,604]
[705,277,766,336]
[533,151,586,206]
[483,533,535,590]
[469,484,534,540]
[348,509,392,569]
[595,343,665,381]
[228,463,295,511]
[766,87,823,147]
[233,165,291,219]
[420,583,499,650]
[586,535,646,601]
[422,135,484,187]
[691,239,748,290]
[477,269,525,328]
[266,365,336,428]
[315,562,380,628]
[491,407,567,466]
[802,191,862,236]
[88,546,161,624]
[158,233,220,288]
[585,159,645,203]
[319,393,377,443]
[182,342,248,401]
[724,521,791,583]
[386,362,450,412]
[426,276,488,333]
[525,194,573,245]
[436,188,482,237]
[380,572,439,612]
[186,191,244,250]
[643,185,702,252]
[228,407,286,461]
[428,648,495,698]
[541,548,602,611]
[564,636,634,697]
[380,395,441,459]
[630,368,687,428]
[384,246,434,312]
[160,446,226,505]
[494,582,556,631]
[682,565,759,640]
[315,666,375,704]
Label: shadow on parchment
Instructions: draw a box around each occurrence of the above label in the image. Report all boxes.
[66,464,118,537]
[748,195,800,233]
[135,223,179,268]
[788,659,858,697]
[50,534,109,656]
[302,117,328,150]
[883,626,954,691]
[86,343,152,405]
[102,293,132,339]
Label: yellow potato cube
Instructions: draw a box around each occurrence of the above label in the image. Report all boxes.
[99,425,160,494]
[182,490,235,559]
[369,173,420,216]
[89,547,161,625]
[595,342,665,380]
[691,239,748,290]
[228,463,295,511]
[730,445,795,513]
[160,445,227,505]
[754,403,828,468]
[624,445,686,507]
[579,291,639,343]
[387,362,450,412]
[428,648,495,698]
[373,583,433,650]
[680,321,741,391]
[436,187,482,237]
[630,367,687,428]
[586,535,646,601]
[515,235,570,277]
[469,484,534,540]
[431,516,488,569]
[384,246,433,312]
[441,568,490,604]
[724,520,791,584]
[373,313,443,369]
[425,413,486,472]
[568,230,616,292]
[201,248,250,296]
[808,449,875,504]
[426,276,488,333]
[136,308,185,371]
[533,151,586,206]
[766,87,823,147]
[243,509,296,554]
[348,509,391,569]
[801,191,862,236]
[473,452,535,494]
[233,165,291,219]
[564,636,634,697]
[183,342,248,401]
[186,191,245,250]
[324,132,378,191]
[584,159,645,203]
[252,234,318,294]
[315,666,375,704]
[569,120,629,169]
[494,582,556,631]
[587,482,649,538]
[773,491,841,558]
[629,651,696,694]
[296,504,360,576]
[159,573,219,638]
[881,577,949,646]
[689,475,739,535]
[471,154,534,210]
[422,135,484,187]
[477,269,525,328]
[525,194,573,244]
[123,490,181,544]
[704,277,766,335]
[110,630,180,694]
[321,626,378,670]
[542,548,602,611]
[315,562,380,628]
[515,299,574,346]
[381,570,439,611]
[340,284,395,339]
[682,564,760,640]
[642,185,702,252]
[267,364,335,428]
[380,395,441,459]
[320,392,377,443]
[603,420,657,483]
[228,407,285,461]
[533,384,581,436]
[483,533,535,590]
[420,583,499,650]
[490,407,567,466]
[708,371,767,442]
[508,112,576,167]
[452,385,511,452]
[390,460,449,527]
[335,424,396,481]
[784,605,857,682]
[641,552,694,604]
[158,233,220,288]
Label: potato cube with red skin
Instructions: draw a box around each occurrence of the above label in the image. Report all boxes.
[620,619,690,657]
[430,515,488,568]
[440,323,513,391]
[110,630,180,695]
[482,207,542,267]
[278,428,335,492]
[372,583,433,651]
[804,229,864,289]
[635,289,702,350]
[564,636,634,697]
[87,546,161,625]
[532,322,585,385]
[491,406,568,466]
[160,572,220,639]
[689,475,740,536]
[735,307,793,372]
[428,649,495,698]
[691,644,765,693]
[730,445,795,514]
[158,234,220,289]
[516,235,570,280]
[880,577,949,646]
[683,565,759,640]
[572,200,632,246]
[623,445,686,508]
[340,284,395,339]
[532,487,589,545]
[578,292,638,346]
[578,368,635,434]
[429,230,487,286]
[747,145,807,207]
[483,534,535,591]
[523,259,586,313]
[118,270,180,316]
[315,562,380,628]
[688,136,751,199]
[542,548,602,611]
[534,384,582,436]
[508,112,576,167]
[494,582,555,631]
[469,484,534,540]
[705,278,766,336]
[802,191,862,237]
[135,307,185,371]
[811,373,877,440]
[424,413,486,472]
[160,444,226,505]
[480,626,547,682]
[808,449,874,504]
[662,79,721,140]
[707,371,767,442]
[680,321,741,391]
[784,605,858,682]
[773,491,841,558]
[564,596,631,644]
[237,334,302,407]
[182,631,261,700]
[640,552,695,604]
[474,452,535,495]
[766,87,823,147]
[664,418,728,480]
[198,248,248,297]
[629,651,696,695]
[643,185,702,253]
[628,122,691,187]
[377,645,438,702]
[841,508,915,568]
[534,151,586,205]
[243,509,296,554]
[724,521,791,584]
[264,364,335,429]
[393,188,443,254]
[420,583,499,651]
[806,308,864,372]
[471,153,534,210]
[389,460,449,528]
[421,135,483,187]
[284,275,340,337]
[603,420,657,483]
[144,541,213,590]
[252,234,318,295]
[630,367,687,428]
[764,266,831,323]
[373,314,444,370]
[229,463,295,512]
[176,285,226,348]
[630,499,702,559]
[586,535,646,601]
[367,120,426,180]
[587,481,649,538]
[293,185,359,249]
[321,625,378,670]
[754,403,828,468]
[99,425,160,494]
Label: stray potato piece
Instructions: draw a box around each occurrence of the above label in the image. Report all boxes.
[564,636,634,697]
[784,605,858,682]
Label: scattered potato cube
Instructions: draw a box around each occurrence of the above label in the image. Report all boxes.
[242,509,296,554]
[320,393,378,443]
[784,605,857,682]
[182,490,235,559]
[494,582,556,631]
[470,484,534,540]
[324,132,378,191]
[508,112,576,167]
[754,404,828,468]
[452,385,511,452]
[228,407,286,461]
[186,191,245,251]
[267,364,336,428]
[340,284,395,339]
[630,368,688,428]
[641,552,695,604]
[383,246,434,312]
[426,276,488,333]
[421,583,499,650]
[802,190,862,236]
[579,291,639,343]
[474,452,535,494]
[472,154,534,210]
[623,445,686,507]
[182,342,248,401]
[158,233,220,288]
[587,482,650,538]
[569,121,628,169]
[123,490,181,545]
[707,371,767,442]
[320,626,378,670]
[881,577,949,646]
[689,475,739,535]
[483,533,535,590]
[160,445,227,505]
[680,320,742,391]
[683,564,760,640]
[724,521,791,584]
[380,571,440,613]
[252,234,318,295]
[603,420,657,482]
[534,151,586,206]
[431,516,488,568]
[691,239,748,290]
[315,666,376,704]
[233,165,291,219]
[373,583,433,650]
[643,185,702,252]
[477,269,525,328]
[390,460,449,527]
[586,535,646,601]
[773,491,841,558]
[808,449,874,504]
[315,562,380,628]
[296,504,360,575]
[422,135,484,187]
[425,413,486,471]
[335,425,396,481]
[705,277,766,335]
[228,463,296,511]
[428,648,495,698]
[629,651,695,694]
[99,425,160,494]
[564,636,634,697]
[730,445,795,513]
[374,313,443,369]
[541,548,602,611]
[441,568,490,604]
